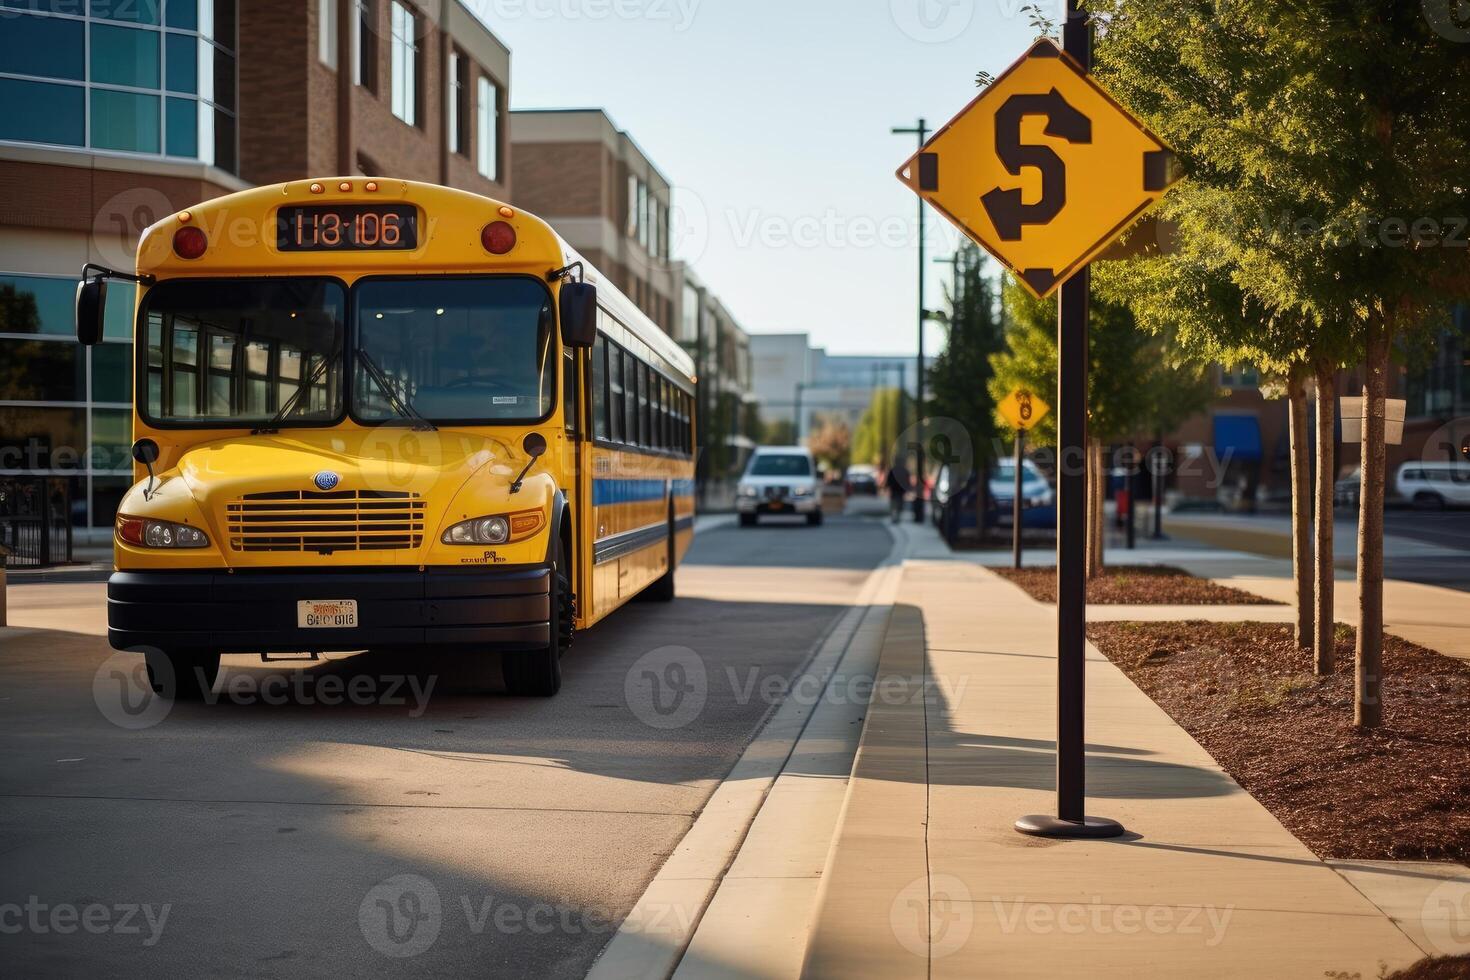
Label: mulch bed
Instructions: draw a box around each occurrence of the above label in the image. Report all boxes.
[1379,957,1470,980]
[1088,621,1470,862]
[997,565,1282,605]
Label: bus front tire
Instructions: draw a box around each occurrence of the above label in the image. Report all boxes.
[145,648,221,701]
[503,564,572,698]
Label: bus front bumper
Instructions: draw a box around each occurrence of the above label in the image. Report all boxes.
[107,567,552,654]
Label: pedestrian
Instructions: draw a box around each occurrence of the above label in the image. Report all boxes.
[885,457,911,524]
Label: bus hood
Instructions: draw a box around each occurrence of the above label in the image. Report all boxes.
[169,429,520,557]
[174,430,514,498]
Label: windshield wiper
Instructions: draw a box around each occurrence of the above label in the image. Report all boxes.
[253,345,339,435]
[356,348,438,432]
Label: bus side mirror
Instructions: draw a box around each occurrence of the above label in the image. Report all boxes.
[76,276,107,347]
[559,281,598,349]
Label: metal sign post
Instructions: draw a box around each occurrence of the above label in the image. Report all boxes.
[1013,0,1126,841]
[998,388,1049,571]
[893,0,1182,841]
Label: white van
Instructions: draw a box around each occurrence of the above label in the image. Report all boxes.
[1396,461,1470,510]
[737,447,823,526]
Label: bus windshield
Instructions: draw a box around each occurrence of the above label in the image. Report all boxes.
[142,278,346,426]
[354,277,556,424]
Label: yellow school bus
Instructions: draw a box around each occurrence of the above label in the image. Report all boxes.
[75,178,696,700]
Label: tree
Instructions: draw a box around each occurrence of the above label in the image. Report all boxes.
[806,415,852,477]
[928,244,1007,535]
[762,418,797,447]
[852,387,913,470]
[1093,0,1470,727]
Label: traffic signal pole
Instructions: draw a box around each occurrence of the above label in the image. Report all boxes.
[1015,0,1126,840]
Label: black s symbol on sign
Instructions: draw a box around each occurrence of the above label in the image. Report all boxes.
[981,88,1093,241]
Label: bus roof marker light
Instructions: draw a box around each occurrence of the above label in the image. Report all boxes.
[309,182,324,194]
[482,221,517,255]
[178,211,192,223]
[498,206,515,218]
[365,181,379,192]
[339,181,352,192]
[173,226,208,260]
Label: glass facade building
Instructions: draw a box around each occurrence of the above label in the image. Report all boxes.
[0,0,239,172]
[0,273,136,530]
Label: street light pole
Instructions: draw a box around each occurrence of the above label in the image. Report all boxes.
[894,119,930,523]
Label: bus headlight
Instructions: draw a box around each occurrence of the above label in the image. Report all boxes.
[442,510,546,545]
[117,516,211,549]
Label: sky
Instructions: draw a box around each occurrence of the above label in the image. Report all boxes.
[466,0,1045,355]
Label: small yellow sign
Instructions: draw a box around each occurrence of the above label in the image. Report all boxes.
[999,388,1051,431]
[897,39,1181,299]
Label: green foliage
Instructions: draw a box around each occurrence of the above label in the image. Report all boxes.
[852,387,912,467]
[989,275,1215,447]
[1089,0,1470,356]
[928,244,1007,467]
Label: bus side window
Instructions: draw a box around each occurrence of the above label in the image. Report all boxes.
[563,348,579,434]
[592,336,609,442]
[609,344,626,444]
[624,356,640,447]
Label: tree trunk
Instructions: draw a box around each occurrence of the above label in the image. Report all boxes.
[1356,318,1390,729]
[1086,439,1105,580]
[1287,376,1313,648]
[1314,363,1337,675]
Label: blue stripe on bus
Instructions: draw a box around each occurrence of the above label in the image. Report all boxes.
[593,479,668,506]
[671,479,695,498]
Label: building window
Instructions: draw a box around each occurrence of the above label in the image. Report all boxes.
[0,273,137,529]
[477,75,499,180]
[354,0,377,93]
[389,1,417,126]
[319,0,339,68]
[0,3,239,172]
[449,51,469,156]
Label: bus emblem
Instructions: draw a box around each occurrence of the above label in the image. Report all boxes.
[314,471,341,492]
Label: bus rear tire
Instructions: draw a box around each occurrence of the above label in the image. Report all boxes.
[145,648,220,701]
[503,563,572,698]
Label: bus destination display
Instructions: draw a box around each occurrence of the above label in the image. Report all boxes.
[277,205,418,252]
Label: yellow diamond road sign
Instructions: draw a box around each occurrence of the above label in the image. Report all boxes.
[897,39,1181,300]
[999,388,1050,432]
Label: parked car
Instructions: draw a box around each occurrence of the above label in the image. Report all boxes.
[1397,461,1470,510]
[932,460,1056,532]
[737,447,824,526]
[844,464,879,496]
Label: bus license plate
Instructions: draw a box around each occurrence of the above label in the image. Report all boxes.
[298,600,358,629]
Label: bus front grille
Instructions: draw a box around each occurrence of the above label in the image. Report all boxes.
[226,490,426,553]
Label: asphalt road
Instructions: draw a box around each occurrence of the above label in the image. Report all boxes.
[1383,510,1470,590]
[0,514,894,979]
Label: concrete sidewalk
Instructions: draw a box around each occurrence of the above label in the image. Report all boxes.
[798,522,1449,979]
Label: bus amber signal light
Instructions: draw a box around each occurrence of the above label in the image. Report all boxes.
[173,226,208,260]
[482,221,517,255]
[339,181,353,192]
